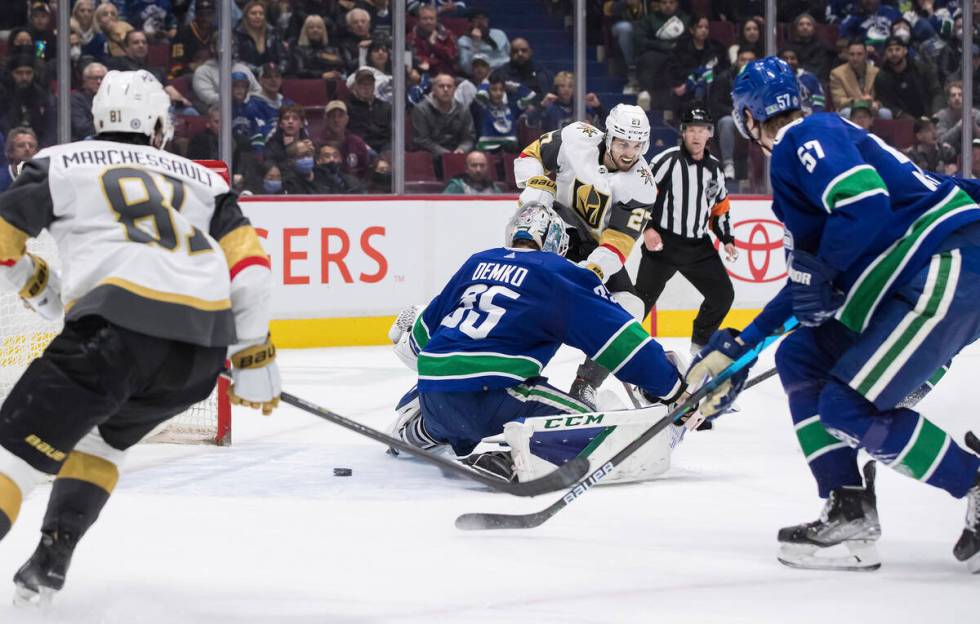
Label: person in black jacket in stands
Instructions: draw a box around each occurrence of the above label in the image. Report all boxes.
[347,69,392,152]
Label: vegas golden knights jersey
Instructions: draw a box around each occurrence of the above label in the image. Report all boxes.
[513,122,658,260]
[0,141,269,347]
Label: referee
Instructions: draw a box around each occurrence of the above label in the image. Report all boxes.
[636,101,736,356]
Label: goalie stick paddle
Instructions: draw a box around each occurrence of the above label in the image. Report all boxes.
[455,318,797,530]
[275,390,590,497]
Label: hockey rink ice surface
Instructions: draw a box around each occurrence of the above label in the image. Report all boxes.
[1,339,977,623]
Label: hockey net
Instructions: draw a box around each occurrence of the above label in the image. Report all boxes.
[0,231,231,445]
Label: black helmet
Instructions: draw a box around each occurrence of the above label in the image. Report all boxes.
[681,101,713,127]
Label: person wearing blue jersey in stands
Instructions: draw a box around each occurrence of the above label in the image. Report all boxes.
[686,56,980,573]
[386,203,692,481]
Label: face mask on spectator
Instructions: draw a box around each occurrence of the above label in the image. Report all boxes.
[893,27,911,43]
[319,161,340,175]
[263,179,282,193]
[70,45,81,61]
[293,156,315,174]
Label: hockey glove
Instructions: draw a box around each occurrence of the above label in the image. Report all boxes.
[518,176,557,210]
[788,251,845,327]
[387,305,422,344]
[686,329,755,419]
[12,254,63,321]
[228,337,282,415]
[578,245,623,284]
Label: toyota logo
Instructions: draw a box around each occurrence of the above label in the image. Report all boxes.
[715,219,787,283]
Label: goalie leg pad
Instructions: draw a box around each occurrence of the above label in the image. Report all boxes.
[505,403,675,485]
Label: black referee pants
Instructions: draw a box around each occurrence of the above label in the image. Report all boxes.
[634,231,735,347]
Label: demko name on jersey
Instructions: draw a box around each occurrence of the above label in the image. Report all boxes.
[61,148,215,187]
[471,262,529,288]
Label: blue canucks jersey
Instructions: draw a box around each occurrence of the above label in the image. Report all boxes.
[408,247,681,397]
[741,113,980,345]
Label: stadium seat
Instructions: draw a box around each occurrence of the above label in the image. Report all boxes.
[497,152,518,188]
[405,150,438,181]
[441,152,468,180]
[690,0,712,18]
[442,17,470,37]
[648,126,679,152]
[815,23,839,49]
[872,118,916,151]
[174,114,209,139]
[406,180,445,194]
[709,21,736,48]
[517,117,541,149]
[282,78,328,106]
[168,74,193,100]
[148,43,170,71]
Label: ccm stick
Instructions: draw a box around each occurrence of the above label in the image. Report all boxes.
[455,318,797,530]
[276,390,590,497]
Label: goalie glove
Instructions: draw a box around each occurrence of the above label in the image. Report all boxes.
[228,337,282,415]
[579,245,624,284]
[389,305,423,370]
[518,176,557,210]
[685,329,754,419]
[387,305,422,344]
[2,253,63,321]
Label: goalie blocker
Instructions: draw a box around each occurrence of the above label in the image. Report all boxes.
[505,401,686,485]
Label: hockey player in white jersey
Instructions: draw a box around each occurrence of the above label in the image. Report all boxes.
[513,104,659,406]
[0,70,280,605]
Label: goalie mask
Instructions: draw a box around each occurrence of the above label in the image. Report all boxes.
[92,70,174,148]
[506,203,570,256]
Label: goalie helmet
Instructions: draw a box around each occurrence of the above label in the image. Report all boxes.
[506,202,570,256]
[92,70,174,148]
[604,103,650,156]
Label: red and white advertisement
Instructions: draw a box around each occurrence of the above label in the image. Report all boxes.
[241,195,786,320]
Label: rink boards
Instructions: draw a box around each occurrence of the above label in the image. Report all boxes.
[239,194,786,347]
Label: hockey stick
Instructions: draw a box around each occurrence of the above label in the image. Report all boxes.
[455,318,797,530]
[275,390,590,497]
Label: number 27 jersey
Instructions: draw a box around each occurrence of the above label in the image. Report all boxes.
[0,140,254,347]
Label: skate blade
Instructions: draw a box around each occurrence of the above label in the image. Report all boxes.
[967,551,980,574]
[777,540,881,572]
[12,583,56,608]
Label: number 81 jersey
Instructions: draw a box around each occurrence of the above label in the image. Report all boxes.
[0,140,257,347]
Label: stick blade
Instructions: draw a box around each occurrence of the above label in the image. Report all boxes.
[503,456,589,496]
[455,509,552,530]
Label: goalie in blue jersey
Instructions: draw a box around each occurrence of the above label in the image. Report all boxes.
[686,57,980,573]
[386,203,692,481]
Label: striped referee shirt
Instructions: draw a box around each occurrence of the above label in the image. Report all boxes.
[648,144,733,243]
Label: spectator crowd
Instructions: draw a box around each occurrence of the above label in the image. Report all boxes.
[606,0,980,183]
[0,0,977,195]
[0,0,612,195]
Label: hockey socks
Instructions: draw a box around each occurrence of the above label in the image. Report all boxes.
[14,451,119,605]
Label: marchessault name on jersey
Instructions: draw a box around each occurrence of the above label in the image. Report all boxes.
[61,148,216,188]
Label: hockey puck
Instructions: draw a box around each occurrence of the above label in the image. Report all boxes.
[333,467,352,477]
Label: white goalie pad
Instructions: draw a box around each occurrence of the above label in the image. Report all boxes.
[504,405,682,486]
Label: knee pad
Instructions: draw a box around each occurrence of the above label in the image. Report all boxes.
[817,380,876,446]
[611,290,645,321]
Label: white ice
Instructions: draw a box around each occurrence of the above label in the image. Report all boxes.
[1,339,977,623]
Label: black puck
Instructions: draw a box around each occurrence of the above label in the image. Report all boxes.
[333,467,352,477]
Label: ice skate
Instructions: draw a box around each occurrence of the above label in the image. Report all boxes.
[569,375,598,411]
[953,472,980,573]
[777,461,881,572]
[13,531,77,607]
[462,450,517,483]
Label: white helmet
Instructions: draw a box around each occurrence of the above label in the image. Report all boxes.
[506,202,570,256]
[92,70,174,148]
[605,103,650,156]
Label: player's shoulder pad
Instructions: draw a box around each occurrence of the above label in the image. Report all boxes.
[771,113,862,167]
[560,121,604,149]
